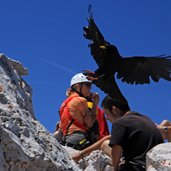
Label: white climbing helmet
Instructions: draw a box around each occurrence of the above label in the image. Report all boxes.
[70,73,91,87]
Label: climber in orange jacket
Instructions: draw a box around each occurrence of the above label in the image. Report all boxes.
[54,73,109,150]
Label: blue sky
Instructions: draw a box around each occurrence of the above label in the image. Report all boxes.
[1,1,171,133]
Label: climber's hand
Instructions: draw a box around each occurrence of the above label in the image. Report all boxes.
[71,151,82,162]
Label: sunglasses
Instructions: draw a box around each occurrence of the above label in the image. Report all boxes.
[84,83,92,87]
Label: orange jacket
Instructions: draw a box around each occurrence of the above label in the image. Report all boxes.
[60,93,90,135]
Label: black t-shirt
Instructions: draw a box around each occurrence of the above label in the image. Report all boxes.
[109,112,163,165]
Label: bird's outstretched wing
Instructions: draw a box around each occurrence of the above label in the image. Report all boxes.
[118,56,171,84]
[83,11,121,70]
[83,5,105,45]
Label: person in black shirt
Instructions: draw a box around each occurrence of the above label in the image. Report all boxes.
[101,95,163,171]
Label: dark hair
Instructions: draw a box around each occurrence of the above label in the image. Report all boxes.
[101,95,130,112]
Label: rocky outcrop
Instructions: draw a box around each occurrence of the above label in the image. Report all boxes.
[64,146,113,171]
[146,142,171,171]
[0,54,80,171]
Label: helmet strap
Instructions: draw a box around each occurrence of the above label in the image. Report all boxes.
[71,83,85,98]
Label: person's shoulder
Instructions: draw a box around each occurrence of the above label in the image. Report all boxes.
[116,112,140,122]
[123,111,153,123]
[71,94,87,103]
[124,111,144,118]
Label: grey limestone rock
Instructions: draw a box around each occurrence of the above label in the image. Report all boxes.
[0,54,80,171]
[146,143,171,171]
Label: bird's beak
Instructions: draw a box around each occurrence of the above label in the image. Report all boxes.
[99,45,107,49]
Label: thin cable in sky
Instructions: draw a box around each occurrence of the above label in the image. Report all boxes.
[38,58,76,74]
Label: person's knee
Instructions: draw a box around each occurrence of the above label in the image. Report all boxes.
[101,140,109,151]
[100,140,112,158]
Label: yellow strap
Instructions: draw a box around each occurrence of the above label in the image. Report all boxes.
[87,102,93,109]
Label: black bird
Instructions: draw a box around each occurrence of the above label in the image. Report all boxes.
[83,9,171,104]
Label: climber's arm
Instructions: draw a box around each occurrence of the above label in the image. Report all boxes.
[111,144,122,171]
[82,135,111,155]
[71,135,111,161]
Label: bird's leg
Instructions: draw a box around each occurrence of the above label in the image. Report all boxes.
[83,69,98,81]
[83,69,95,75]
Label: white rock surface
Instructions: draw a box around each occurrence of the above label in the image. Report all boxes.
[64,146,113,171]
[0,54,80,171]
[147,143,171,171]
